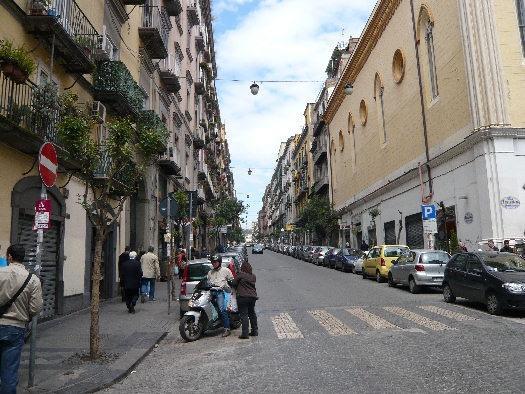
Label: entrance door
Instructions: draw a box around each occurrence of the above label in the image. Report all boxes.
[17,214,60,319]
[405,213,424,249]
[90,227,116,300]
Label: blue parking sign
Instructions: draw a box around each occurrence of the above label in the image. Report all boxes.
[421,204,436,220]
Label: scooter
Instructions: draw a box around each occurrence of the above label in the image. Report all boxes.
[179,281,240,342]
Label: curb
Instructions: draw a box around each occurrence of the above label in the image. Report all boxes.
[87,331,169,393]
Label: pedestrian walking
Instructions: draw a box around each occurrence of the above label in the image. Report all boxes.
[0,244,43,394]
[118,246,130,302]
[500,240,514,253]
[120,251,142,313]
[232,262,258,339]
[140,246,160,303]
[177,248,187,279]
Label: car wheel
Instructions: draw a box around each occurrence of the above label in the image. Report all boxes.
[408,277,420,294]
[376,271,384,283]
[486,292,502,315]
[388,273,396,287]
[442,284,456,303]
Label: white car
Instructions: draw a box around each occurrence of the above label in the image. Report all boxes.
[352,250,369,274]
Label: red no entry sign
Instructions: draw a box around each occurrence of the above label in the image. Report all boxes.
[39,143,58,188]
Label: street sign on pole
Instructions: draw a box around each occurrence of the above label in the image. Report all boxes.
[421,204,436,221]
[38,142,58,188]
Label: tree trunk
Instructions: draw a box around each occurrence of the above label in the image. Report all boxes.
[90,227,106,359]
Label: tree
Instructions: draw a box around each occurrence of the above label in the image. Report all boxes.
[211,197,246,244]
[297,196,339,244]
[57,92,168,359]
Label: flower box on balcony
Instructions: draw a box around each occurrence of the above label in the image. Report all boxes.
[93,61,144,117]
[137,110,169,156]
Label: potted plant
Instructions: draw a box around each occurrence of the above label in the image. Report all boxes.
[29,0,51,15]
[75,35,94,57]
[0,39,36,84]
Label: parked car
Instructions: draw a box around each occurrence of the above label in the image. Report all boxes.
[179,258,238,317]
[315,246,331,265]
[353,251,369,274]
[388,249,450,293]
[325,248,340,268]
[228,245,248,262]
[363,245,410,282]
[252,244,264,254]
[335,249,364,272]
[308,246,321,263]
[443,252,525,315]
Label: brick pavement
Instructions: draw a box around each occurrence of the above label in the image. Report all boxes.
[17,282,176,393]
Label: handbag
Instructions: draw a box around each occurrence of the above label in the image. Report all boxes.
[0,273,32,318]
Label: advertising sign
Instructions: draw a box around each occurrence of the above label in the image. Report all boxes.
[33,199,51,230]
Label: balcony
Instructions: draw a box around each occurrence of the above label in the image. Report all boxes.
[137,110,169,154]
[313,116,325,136]
[139,5,170,59]
[193,136,205,149]
[158,148,181,175]
[25,0,99,74]
[159,54,182,94]
[194,79,206,95]
[312,171,329,195]
[164,0,182,16]
[93,61,145,117]
[197,185,206,204]
[0,70,80,170]
[187,3,199,27]
[312,136,327,164]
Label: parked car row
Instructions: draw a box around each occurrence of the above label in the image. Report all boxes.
[266,243,525,315]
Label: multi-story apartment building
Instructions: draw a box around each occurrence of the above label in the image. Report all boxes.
[0,0,231,318]
[325,0,525,251]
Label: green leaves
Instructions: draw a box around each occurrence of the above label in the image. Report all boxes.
[212,197,246,227]
[297,196,339,242]
[136,110,169,160]
[0,39,36,76]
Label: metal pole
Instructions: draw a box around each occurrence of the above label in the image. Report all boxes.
[188,192,193,261]
[28,184,46,387]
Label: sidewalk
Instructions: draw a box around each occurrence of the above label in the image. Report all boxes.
[18,282,177,393]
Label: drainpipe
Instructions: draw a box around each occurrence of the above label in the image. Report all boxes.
[409,0,433,199]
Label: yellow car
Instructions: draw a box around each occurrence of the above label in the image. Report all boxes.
[362,245,409,283]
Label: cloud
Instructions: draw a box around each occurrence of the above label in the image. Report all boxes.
[214,0,377,228]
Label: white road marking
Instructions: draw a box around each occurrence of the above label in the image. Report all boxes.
[308,310,356,336]
[419,305,477,321]
[384,306,454,331]
[271,313,304,339]
[346,307,400,329]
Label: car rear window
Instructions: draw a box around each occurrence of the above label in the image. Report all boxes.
[189,264,212,281]
[384,247,409,257]
[420,252,450,264]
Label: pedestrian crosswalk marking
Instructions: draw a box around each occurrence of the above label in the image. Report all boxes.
[345,308,400,329]
[383,306,454,331]
[419,305,477,322]
[308,310,356,336]
[271,313,304,339]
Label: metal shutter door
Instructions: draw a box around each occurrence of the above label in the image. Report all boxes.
[17,215,59,319]
[384,221,396,244]
[405,213,424,249]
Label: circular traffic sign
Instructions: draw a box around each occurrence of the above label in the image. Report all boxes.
[39,143,58,188]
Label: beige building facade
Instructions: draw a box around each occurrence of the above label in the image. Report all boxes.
[326,0,525,251]
[0,0,231,318]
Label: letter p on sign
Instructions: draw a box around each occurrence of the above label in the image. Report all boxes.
[421,205,436,220]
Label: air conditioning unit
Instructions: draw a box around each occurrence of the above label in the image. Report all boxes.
[92,101,106,124]
[94,26,115,60]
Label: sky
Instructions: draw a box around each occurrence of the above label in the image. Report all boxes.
[212,0,377,228]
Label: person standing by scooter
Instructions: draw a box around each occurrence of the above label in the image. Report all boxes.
[207,255,233,337]
[233,262,258,339]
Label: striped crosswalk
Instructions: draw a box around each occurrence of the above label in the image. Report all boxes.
[270,305,478,339]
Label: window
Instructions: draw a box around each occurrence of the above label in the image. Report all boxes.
[425,23,439,98]
[418,7,439,100]
[517,0,525,56]
[359,100,367,125]
[374,74,386,143]
[467,257,483,275]
[449,254,467,272]
[392,49,405,83]
[348,113,356,166]
[338,130,344,151]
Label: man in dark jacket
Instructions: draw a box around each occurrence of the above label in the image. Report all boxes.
[120,251,143,313]
[232,262,258,339]
[500,240,514,253]
[118,246,130,302]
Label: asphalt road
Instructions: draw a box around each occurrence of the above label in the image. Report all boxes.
[105,250,525,393]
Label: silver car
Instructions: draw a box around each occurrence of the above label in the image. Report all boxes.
[388,249,450,293]
[352,250,369,274]
[315,246,331,265]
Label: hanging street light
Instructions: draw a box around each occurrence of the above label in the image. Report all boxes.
[250,82,260,95]
[248,168,253,175]
[344,83,354,95]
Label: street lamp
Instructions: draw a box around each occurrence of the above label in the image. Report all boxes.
[248,168,252,175]
[344,83,354,95]
[250,82,260,95]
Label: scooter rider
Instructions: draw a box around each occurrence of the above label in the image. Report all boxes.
[207,255,234,337]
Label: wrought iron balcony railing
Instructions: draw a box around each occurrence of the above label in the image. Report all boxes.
[159,54,182,93]
[139,5,171,59]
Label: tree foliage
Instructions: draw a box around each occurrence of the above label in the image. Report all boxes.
[297,196,339,243]
[211,197,245,228]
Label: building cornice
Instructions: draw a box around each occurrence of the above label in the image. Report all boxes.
[324,0,402,123]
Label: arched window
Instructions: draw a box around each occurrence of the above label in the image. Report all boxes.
[418,6,439,100]
[347,113,356,166]
[338,130,344,151]
[374,73,386,143]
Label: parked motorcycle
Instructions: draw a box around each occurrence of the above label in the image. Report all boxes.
[179,281,240,342]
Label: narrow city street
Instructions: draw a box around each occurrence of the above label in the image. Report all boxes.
[106,250,525,393]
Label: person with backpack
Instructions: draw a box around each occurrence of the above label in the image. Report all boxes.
[0,244,43,394]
